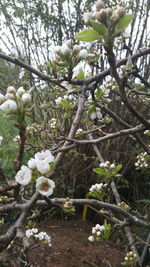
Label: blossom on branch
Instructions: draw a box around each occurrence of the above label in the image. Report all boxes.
[36,176,55,197]
[15,165,32,186]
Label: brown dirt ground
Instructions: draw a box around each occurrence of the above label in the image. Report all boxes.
[27,220,125,267]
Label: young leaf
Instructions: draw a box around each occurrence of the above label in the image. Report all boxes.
[90,20,106,35]
[75,29,100,42]
[116,14,133,30]
[60,100,71,110]
[113,164,122,173]
[93,168,107,176]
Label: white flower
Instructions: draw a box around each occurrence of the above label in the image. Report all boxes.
[0,99,17,113]
[95,224,101,230]
[55,96,62,105]
[35,150,54,164]
[83,12,93,24]
[100,163,105,168]
[99,225,105,231]
[110,164,115,169]
[28,158,37,169]
[0,93,5,104]
[88,235,95,242]
[90,108,102,120]
[97,231,101,236]
[79,49,88,59]
[36,160,50,174]
[15,165,32,186]
[36,177,55,196]
[17,87,25,96]
[0,136,3,145]
[26,229,33,238]
[76,128,83,135]
[61,45,70,55]
[22,93,32,104]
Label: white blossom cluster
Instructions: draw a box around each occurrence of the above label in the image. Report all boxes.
[100,161,115,170]
[54,39,89,60]
[13,135,20,142]
[89,183,107,192]
[49,118,57,129]
[124,251,137,264]
[55,94,76,105]
[28,150,54,174]
[76,128,85,136]
[135,152,149,168]
[0,86,32,114]
[88,224,105,242]
[26,228,52,246]
[83,1,126,26]
[15,150,55,197]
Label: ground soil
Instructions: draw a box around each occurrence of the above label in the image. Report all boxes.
[27,220,125,267]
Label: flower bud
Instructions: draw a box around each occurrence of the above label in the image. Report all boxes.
[61,45,70,56]
[17,87,26,96]
[117,7,126,18]
[73,45,81,53]
[7,86,16,94]
[5,93,15,100]
[96,0,105,11]
[22,93,32,104]
[106,8,113,17]
[0,99,17,113]
[96,9,107,25]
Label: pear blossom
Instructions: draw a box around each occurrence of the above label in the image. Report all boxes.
[7,86,16,94]
[36,177,55,196]
[88,235,95,242]
[61,45,70,55]
[17,87,25,96]
[22,93,32,104]
[36,160,50,174]
[28,158,37,169]
[15,165,32,186]
[5,93,15,100]
[90,108,102,120]
[0,99,17,113]
[35,150,54,164]
[55,96,62,105]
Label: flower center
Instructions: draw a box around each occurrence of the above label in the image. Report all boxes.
[40,182,50,191]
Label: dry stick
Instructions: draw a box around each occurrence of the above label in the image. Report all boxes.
[87,132,139,256]
[0,191,39,252]
[63,124,144,145]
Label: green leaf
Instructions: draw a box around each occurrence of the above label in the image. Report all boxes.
[116,14,133,30]
[88,105,96,115]
[75,29,100,42]
[60,100,71,110]
[93,168,107,176]
[90,20,106,35]
[76,69,85,79]
[113,164,122,173]
[64,112,72,119]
